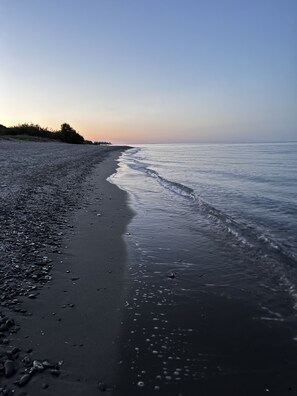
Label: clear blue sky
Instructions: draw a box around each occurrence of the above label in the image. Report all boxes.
[0,0,296,143]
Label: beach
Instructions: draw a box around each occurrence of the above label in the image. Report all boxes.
[0,140,132,394]
[1,140,297,395]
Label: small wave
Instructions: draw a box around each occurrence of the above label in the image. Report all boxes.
[126,147,142,156]
[128,159,196,200]
[279,273,297,310]
[146,168,196,199]
[259,316,285,322]
[126,154,297,270]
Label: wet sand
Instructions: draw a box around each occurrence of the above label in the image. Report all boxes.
[0,141,132,394]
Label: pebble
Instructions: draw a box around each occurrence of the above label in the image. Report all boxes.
[18,373,31,386]
[0,147,120,392]
[167,272,176,279]
[98,381,107,391]
[33,360,44,371]
[4,360,15,377]
[5,319,15,328]
[42,360,55,368]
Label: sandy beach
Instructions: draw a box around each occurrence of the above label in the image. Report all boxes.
[0,140,132,395]
[1,140,297,396]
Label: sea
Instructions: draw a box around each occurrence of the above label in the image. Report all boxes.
[109,143,297,395]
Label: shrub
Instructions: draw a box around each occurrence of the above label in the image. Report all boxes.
[58,123,84,144]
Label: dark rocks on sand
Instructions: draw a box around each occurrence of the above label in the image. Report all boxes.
[4,360,15,377]
[0,143,124,391]
[167,271,176,279]
[33,360,44,371]
[98,381,107,391]
[18,373,31,386]
[5,319,14,328]
[42,360,56,369]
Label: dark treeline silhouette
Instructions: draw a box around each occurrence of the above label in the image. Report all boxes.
[58,123,84,144]
[0,123,111,145]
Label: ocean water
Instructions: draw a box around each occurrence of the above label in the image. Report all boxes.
[110,143,297,394]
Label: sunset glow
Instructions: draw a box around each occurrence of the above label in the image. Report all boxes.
[1,0,296,143]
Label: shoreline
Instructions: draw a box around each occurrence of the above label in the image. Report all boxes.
[0,142,133,394]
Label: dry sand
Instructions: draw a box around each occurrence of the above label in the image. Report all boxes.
[0,140,132,395]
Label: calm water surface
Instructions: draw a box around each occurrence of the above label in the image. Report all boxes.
[110,143,297,395]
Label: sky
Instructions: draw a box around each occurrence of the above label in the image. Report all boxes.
[0,0,296,144]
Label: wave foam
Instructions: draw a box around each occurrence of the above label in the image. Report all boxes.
[126,154,297,270]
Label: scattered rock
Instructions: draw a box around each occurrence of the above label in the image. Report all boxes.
[42,360,55,369]
[22,356,31,366]
[0,144,123,390]
[5,319,15,328]
[18,373,31,386]
[33,360,44,371]
[167,271,176,279]
[4,360,15,377]
[98,381,107,391]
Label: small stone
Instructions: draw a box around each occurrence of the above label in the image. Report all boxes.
[98,381,107,391]
[4,360,15,377]
[22,356,31,366]
[6,319,15,328]
[33,360,44,371]
[18,373,31,386]
[137,381,145,387]
[0,324,8,332]
[42,360,55,368]
[11,347,20,355]
[167,272,176,279]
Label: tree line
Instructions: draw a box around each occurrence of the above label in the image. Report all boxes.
[0,123,110,145]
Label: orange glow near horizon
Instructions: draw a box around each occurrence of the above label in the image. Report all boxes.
[1,1,296,145]
[2,115,294,145]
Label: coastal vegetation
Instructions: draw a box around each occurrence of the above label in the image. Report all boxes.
[0,123,111,145]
